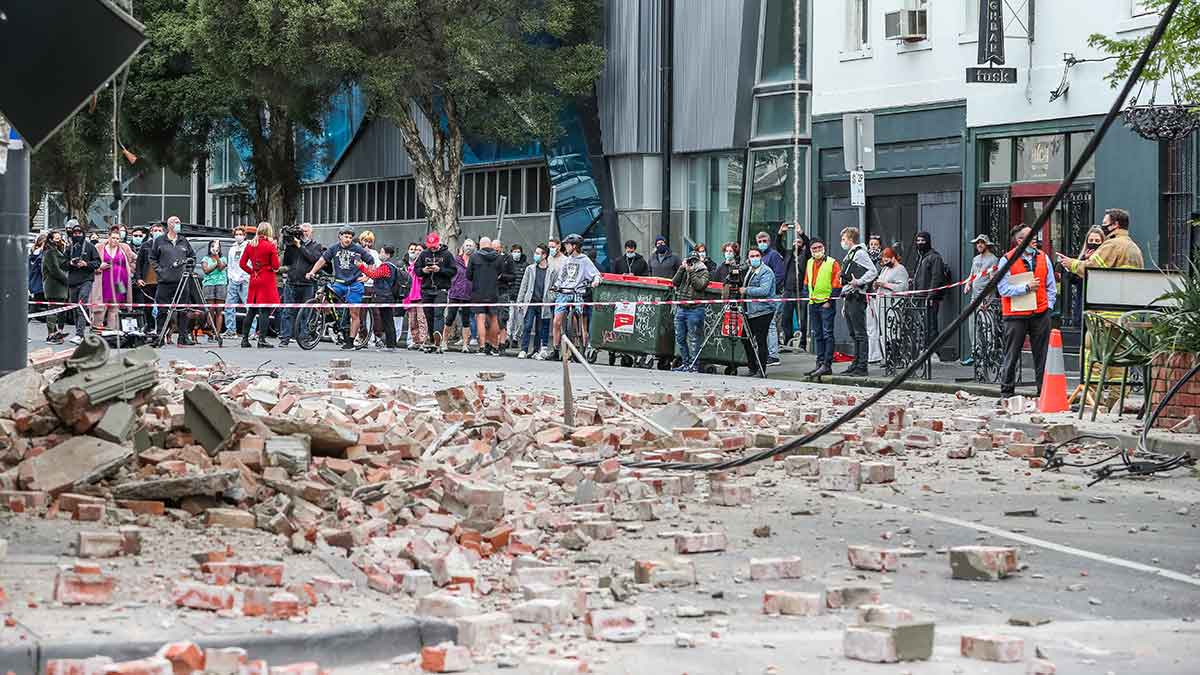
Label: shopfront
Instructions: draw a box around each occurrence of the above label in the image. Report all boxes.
[974,127,1098,349]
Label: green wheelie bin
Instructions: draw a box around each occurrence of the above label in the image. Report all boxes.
[589,273,677,370]
[691,281,752,375]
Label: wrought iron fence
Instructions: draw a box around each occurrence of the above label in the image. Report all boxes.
[973,299,1005,384]
[881,295,932,380]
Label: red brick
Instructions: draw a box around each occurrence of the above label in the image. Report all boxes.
[269,591,305,619]
[74,502,104,522]
[45,657,114,675]
[102,657,173,675]
[115,499,166,516]
[171,582,236,611]
[54,567,115,605]
[155,642,205,674]
[420,643,471,672]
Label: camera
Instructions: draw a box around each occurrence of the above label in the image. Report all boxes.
[724,262,745,288]
[281,224,303,242]
[686,254,701,266]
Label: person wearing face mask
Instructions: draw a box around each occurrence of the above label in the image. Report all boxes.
[42,230,70,344]
[801,239,841,378]
[279,223,324,347]
[961,234,1000,366]
[446,239,478,351]
[403,242,427,349]
[713,242,741,284]
[29,233,46,322]
[1057,209,1142,278]
[871,247,909,365]
[491,239,516,349]
[649,235,681,279]
[754,230,787,366]
[838,227,878,376]
[611,239,649,276]
[504,243,530,346]
[867,235,883,268]
[775,222,811,352]
[62,219,101,344]
[545,237,565,274]
[693,244,716,275]
[222,225,252,339]
[672,248,712,372]
[149,216,197,346]
[515,244,552,359]
[413,232,457,351]
[911,231,952,353]
[739,247,776,378]
[997,226,1057,399]
[134,222,164,332]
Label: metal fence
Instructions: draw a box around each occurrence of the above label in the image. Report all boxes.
[880,296,932,380]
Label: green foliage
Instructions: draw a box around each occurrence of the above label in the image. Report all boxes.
[30,93,113,227]
[1089,0,1200,103]
[1152,255,1200,356]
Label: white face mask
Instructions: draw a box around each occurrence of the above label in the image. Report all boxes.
[235,235,245,243]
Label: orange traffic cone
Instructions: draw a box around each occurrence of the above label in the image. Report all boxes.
[1039,329,1069,413]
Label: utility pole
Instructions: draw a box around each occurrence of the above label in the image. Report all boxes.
[660,0,674,245]
[0,127,30,375]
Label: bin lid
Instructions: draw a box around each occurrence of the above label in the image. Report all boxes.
[706,281,727,291]
[601,272,675,288]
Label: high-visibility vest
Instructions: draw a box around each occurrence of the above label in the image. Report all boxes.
[1001,249,1049,317]
[806,258,837,303]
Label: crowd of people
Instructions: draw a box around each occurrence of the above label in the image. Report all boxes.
[26,208,1142,390]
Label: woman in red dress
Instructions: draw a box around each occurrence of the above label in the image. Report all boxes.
[239,222,282,348]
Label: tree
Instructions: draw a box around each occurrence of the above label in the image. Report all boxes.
[29,93,113,228]
[184,0,344,226]
[320,0,605,248]
[1089,0,1200,102]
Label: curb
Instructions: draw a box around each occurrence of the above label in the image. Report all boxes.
[0,617,456,673]
[997,418,1200,459]
[804,374,1035,399]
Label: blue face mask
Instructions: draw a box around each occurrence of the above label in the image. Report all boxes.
[749,257,763,268]
[626,251,636,259]
[757,242,769,252]
[131,236,144,246]
[533,253,543,263]
[724,252,734,262]
[1026,246,1039,256]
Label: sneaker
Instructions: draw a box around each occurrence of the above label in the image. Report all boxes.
[517,350,528,359]
[68,335,83,345]
[385,346,397,353]
[220,330,237,339]
[671,365,689,373]
[531,350,546,361]
[341,342,354,350]
[279,338,291,347]
[766,356,782,367]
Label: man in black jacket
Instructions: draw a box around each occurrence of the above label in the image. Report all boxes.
[911,230,950,349]
[279,222,324,347]
[649,236,682,279]
[414,231,457,350]
[469,236,508,355]
[611,240,649,276]
[63,219,101,342]
[134,222,165,331]
[775,222,810,351]
[504,242,531,346]
[149,216,196,345]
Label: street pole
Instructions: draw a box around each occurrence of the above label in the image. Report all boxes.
[856,115,866,234]
[660,0,674,245]
[0,134,30,375]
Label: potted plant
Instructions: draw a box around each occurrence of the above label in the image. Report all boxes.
[1149,256,1200,429]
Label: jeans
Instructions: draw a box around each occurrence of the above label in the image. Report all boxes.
[767,304,780,359]
[68,281,93,336]
[674,306,705,368]
[280,283,316,341]
[781,298,805,348]
[844,294,868,371]
[224,279,253,334]
[809,301,836,366]
[521,309,549,353]
[422,288,448,337]
[1001,310,1051,396]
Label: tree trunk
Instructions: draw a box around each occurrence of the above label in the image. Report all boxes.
[386,96,463,250]
[242,101,300,230]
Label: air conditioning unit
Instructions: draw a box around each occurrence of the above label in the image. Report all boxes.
[884,9,928,42]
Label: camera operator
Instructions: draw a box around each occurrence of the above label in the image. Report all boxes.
[149,215,196,346]
[279,222,324,347]
[671,250,711,372]
[713,242,742,286]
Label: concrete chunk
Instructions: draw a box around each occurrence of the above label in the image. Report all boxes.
[844,622,934,663]
[960,633,1024,662]
[19,436,132,496]
[92,401,136,443]
[949,546,1018,581]
[111,470,239,500]
[264,435,312,475]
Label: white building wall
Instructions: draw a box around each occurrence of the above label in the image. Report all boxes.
[813,0,1162,125]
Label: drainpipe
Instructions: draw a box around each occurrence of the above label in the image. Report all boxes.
[660,0,674,244]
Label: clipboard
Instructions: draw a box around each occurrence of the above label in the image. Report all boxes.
[1009,272,1036,312]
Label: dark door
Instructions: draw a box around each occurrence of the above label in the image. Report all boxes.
[867,194,918,260]
[919,191,963,361]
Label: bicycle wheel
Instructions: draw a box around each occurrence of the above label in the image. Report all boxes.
[355,307,373,349]
[295,300,326,351]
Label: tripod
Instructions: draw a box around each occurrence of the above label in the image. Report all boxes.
[684,284,766,379]
[156,261,224,348]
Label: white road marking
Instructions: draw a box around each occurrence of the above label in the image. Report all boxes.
[832,492,1200,588]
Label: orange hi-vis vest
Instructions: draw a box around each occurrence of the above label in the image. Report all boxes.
[1001,248,1049,317]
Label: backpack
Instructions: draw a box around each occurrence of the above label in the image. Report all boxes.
[386,261,412,302]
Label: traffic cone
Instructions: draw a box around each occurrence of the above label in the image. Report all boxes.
[1039,329,1069,413]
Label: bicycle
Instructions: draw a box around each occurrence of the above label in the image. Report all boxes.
[553,287,599,364]
[294,275,372,351]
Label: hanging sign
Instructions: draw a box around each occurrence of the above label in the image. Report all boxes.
[977,0,1006,66]
[966,67,1017,84]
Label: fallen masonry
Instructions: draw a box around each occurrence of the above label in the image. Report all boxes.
[0,343,1150,672]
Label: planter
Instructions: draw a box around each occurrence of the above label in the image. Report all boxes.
[1149,351,1200,429]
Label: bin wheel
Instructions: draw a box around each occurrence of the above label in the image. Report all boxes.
[586,347,599,364]
[620,355,634,368]
[656,357,672,371]
[724,366,738,376]
[608,352,617,366]
[702,365,717,375]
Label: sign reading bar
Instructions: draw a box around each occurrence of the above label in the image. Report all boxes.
[967,67,1017,84]
[977,0,1006,66]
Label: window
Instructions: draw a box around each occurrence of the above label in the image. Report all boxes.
[686,153,745,253]
[845,0,869,52]
[759,0,808,83]
[1161,133,1195,270]
[1132,0,1156,16]
[980,138,1012,183]
[1015,135,1066,182]
[753,93,809,140]
[745,147,808,244]
[965,0,978,32]
[1069,132,1097,181]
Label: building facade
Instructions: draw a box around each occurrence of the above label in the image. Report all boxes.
[812,0,1192,355]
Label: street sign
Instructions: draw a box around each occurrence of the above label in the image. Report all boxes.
[0,1,147,151]
[966,67,1018,84]
[850,170,866,207]
[842,113,876,172]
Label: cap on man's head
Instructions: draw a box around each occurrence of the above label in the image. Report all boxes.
[655,235,667,244]
[970,234,993,246]
[425,232,440,248]
[65,218,81,230]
